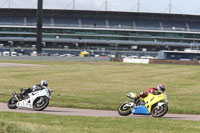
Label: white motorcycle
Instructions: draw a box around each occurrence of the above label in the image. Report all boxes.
[8,86,53,111]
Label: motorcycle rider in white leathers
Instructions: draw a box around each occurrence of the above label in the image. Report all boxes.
[19,80,48,99]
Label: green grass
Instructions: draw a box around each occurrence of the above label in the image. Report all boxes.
[0,112,200,133]
[0,60,200,114]
[0,121,29,133]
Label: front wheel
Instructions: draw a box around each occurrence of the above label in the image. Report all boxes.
[151,104,168,117]
[7,97,18,109]
[33,96,49,111]
[118,101,133,116]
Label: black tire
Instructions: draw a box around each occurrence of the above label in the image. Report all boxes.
[33,96,49,111]
[151,104,168,117]
[118,101,133,116]
[7,97,17,109]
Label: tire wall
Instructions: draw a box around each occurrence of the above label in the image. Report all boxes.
[114,57,200,65]
[149,59,200,65]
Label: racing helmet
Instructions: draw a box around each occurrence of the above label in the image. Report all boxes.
[157,84,165,92]
[40,80,48,87]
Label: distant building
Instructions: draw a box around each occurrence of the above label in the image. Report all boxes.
[158,50,200,60]
[0,8,200,56]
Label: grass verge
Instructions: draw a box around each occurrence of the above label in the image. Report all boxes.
[0,112,200,133]
[0,60,200,114]
[0,121,29,133]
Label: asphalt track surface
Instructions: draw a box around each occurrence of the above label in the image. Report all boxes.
[0,63,44,67]
[0,56,110,62]
[0,103,200,121]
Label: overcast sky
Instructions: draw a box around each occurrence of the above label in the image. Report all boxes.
[1,0,200,15]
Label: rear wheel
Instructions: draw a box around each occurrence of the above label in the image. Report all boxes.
[7,97,17,109]
[33,96,49,111]
[151,104,168,117]
[118,101,133,116]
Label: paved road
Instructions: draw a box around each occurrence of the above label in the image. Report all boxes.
[0,63,44,67]
[0,103,200,121]
[0,56,111,62]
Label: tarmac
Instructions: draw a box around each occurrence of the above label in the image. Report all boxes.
[0,103,200,121]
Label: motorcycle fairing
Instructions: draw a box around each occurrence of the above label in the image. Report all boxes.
[16,99,32,108]
[132,93,166,115]
[16,87,51,108]
[143,93,166,112]
[132,106,150,115]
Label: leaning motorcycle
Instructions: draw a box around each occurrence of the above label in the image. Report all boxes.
[8,86,53,111]
[118,91,168,117]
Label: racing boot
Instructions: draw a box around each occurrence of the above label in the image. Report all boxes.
[20,88,31,99]
[133,95,140,104]
[20,88,25,94]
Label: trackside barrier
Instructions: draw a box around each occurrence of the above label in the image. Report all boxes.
[123,58,200,65]
[149,59,200,65]
[111,57,123,62]
[123,58,150,64]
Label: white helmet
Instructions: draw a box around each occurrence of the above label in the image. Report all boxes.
[40,80,48,87]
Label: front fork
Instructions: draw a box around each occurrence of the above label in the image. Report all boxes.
[12,91,20,102]
[154,102,166,113]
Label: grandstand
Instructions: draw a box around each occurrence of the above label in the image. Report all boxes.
[0,8,200,57]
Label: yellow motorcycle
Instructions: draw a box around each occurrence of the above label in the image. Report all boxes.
[118,92,168,117]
